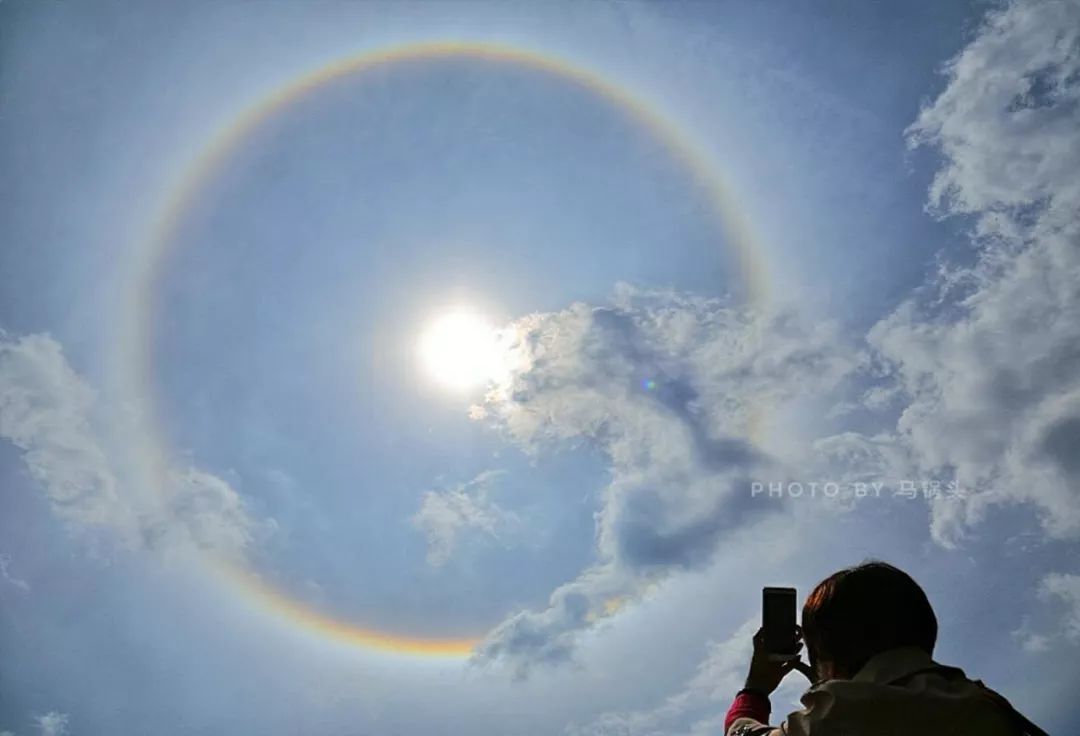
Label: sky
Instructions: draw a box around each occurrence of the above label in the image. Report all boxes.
[1,0,1079,734]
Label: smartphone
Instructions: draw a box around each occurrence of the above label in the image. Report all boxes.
[762,586,798,660]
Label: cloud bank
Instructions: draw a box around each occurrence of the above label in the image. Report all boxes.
[469,289,854,673]
[471,0,1080,676]
[865,0,1080,545]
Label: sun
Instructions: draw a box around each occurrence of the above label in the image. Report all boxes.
[418,309,508,392]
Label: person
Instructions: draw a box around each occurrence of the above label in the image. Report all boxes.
[725,561,1048,736]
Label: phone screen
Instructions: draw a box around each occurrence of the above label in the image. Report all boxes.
[762,587,797,657]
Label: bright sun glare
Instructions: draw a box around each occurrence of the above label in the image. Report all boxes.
[418,310,508,392]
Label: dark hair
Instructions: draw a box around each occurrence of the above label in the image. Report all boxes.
[802,561,938,678]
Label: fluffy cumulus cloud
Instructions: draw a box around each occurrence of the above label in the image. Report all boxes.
[856,0,1080,546]
[470,289,854,674]
[0,331,265,559]
[411,470,517,565]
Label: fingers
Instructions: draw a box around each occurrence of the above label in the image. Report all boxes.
[776,657,813,678]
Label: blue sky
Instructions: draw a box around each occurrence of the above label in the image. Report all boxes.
[2,1,1080,734]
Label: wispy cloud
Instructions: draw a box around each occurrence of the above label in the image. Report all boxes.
[0,553,30,593]
[35,712,69,736]
[411,470,516,566]
[567,617,756,736]
[0,332,134,538]
[1040,573,1080,641]
[0,332,268,560]
[1012,571,1080,654]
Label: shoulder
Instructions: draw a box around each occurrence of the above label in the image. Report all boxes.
[781,674,1019,736]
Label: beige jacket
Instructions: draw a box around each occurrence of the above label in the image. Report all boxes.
[728,647,1025,736]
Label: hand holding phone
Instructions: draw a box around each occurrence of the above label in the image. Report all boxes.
[743,587,808,695]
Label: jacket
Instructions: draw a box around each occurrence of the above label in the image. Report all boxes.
[727,646,1034,736]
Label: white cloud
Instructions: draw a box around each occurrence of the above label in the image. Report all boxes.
[470,289,854,674]
[411,470,516,566]
[1018,631,1052,654]
[0,718,71,736]
[1039,572,1080,641]
[472,0,1080,676]
[0,333,134,537]
[160,467,264,558]
[34,712,69,736]
[908,0,1080,227]
[1012,571,1080,653]
[0,331,265,559]
[0,553,30,593]
[861,0,1080,546]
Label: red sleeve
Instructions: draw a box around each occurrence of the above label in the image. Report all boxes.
[724,689,771,733]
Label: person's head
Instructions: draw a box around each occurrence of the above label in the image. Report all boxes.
[801,560,937,681]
